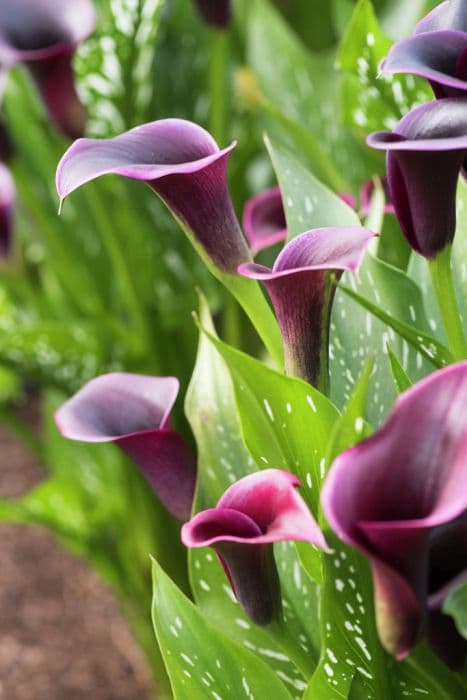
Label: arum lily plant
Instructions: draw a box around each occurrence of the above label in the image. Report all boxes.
[322,364,467,665]
[0,0,96,138]
[55,372,196,521]
[238,226,376,391]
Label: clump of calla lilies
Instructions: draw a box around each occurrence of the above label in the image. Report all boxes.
[5,0,465,695]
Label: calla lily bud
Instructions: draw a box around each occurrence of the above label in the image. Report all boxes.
[0,0,96,139]
[182,469,328,625]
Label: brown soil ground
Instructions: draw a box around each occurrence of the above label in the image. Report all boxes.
[0,400,154,700]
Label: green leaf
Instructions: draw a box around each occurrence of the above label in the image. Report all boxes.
[247,0,372,189]
[338,0,432,135]
[151,558,294,700]
[443,583,467,640]
[386,345,412,393]
[186,296,321,686]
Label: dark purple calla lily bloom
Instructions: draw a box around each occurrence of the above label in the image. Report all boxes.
[182,469,328,625]
[322,363,467,662]
[55,372,196,521]
[0,163,15,258]
[238,227,375,390]
[381,30,467,99]
[367,98,467,258]
[56,119,250,273]
[242,186,288,254]
[414,0,467,34]
[0,0,96,139]
[193,0,231,29]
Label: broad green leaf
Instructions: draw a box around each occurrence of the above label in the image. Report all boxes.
[186,296,321,686]
[152,558,294,700]
[338,0,432,135]
[247,0,372,189]
[444,583,467,640]
[266,137,434,424]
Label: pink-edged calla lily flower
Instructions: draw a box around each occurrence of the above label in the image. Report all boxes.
[56,119,251,273]
[238,227,376,390]
[322,363,467,663]
[381,31,467,99]
[0,163,15,258]
[242,186,288,254]
[182,469,328,625]
[414,0,467,35]
[0,0,96,139]
[367,98,467,258]
[55,372,196,521]
[193,0,231,29]
[242,182,390,256]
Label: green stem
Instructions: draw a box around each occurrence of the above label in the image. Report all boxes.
[408,641,467,700]
[222,294,242,349]
[83,186,150,351]
[429,245,467,361]
[267,617,315,679]
[209,30,229,145]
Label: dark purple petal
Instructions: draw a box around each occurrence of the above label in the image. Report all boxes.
[56,119,250,273]
[242,186,287,254]
[381,31,467,99]
[0,0,95,138]
[238,227,375,388]
[322,363,467,659]
[182,469,328,624]
[415,0,467,34]
[193,0,231,29]
[367,98,467,257]
[0,164,15,258]
[55,372,196,521]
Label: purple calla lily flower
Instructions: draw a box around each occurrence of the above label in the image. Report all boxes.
[193,0,231,29]
[56,119,250,273]
[238,227,375,390]
[322,363,467,662]
[359,176,395,217]
[55,372,196,521]
[0,163,15,258]
[367,98,467,258]
[415,0,467,34]
[0,0,96,139]
[182,469,328,625]
[381,30,467,99]
[242,186,288,254]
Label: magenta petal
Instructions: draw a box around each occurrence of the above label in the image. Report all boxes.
[242,186,287,254]
[381,31,467,99]
[182,469,328,624]
[322,363,467,659]
[193,0,231,29]
[56,119,250,273]
[367,98,467,257]
[55,372,196,521]
[0,164,15,259]
[238,227,375,388]
[359,177,394,217]
[0,0,95,138]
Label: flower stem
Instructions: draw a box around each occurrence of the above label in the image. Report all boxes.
[429,245,467,361]
[209,30,229,145]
